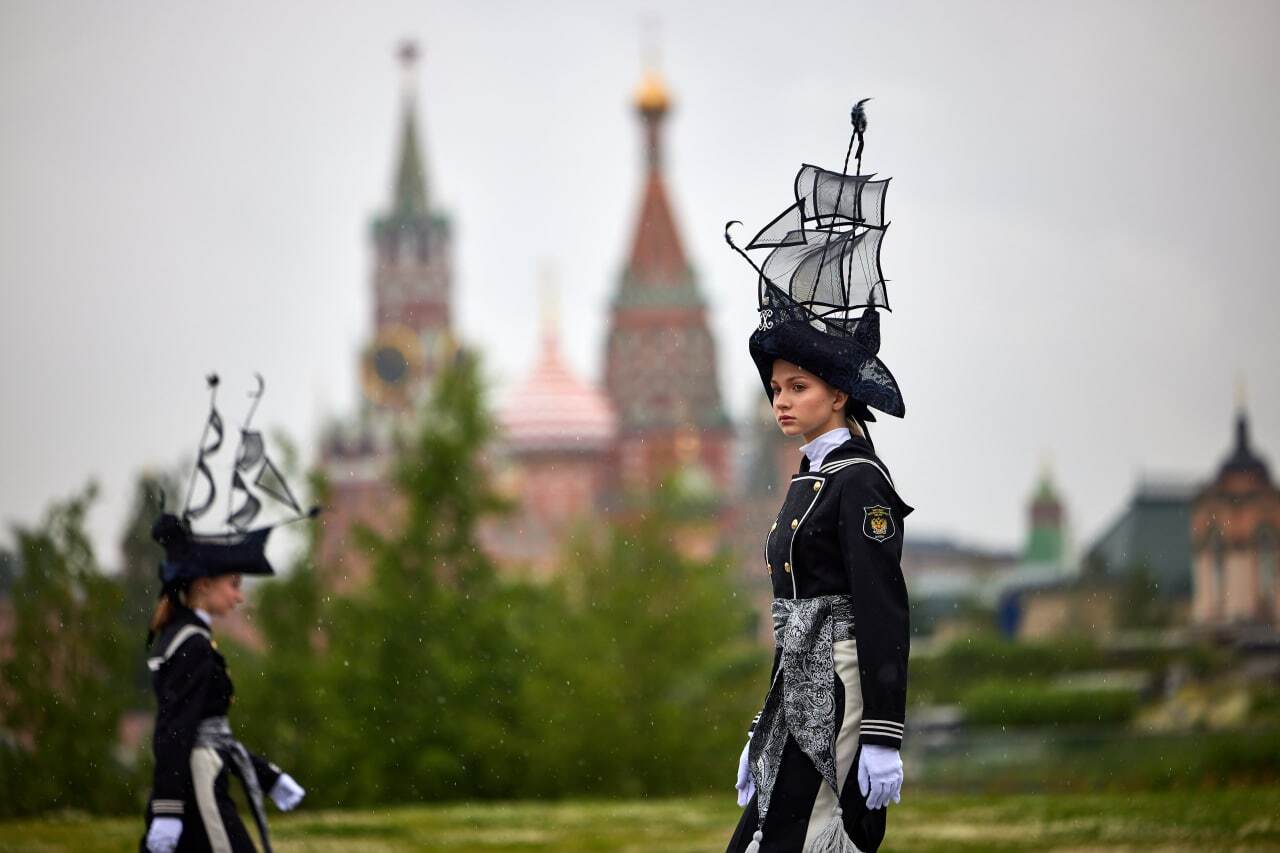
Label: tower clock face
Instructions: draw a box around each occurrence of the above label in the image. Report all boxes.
[373,346,409,385]
[361,325,424,409]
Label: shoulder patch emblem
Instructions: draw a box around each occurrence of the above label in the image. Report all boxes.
[863,505,895,542]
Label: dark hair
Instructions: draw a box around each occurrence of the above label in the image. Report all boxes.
[149,595,176,638]
[146,584,188,647]
[844,399,874,449]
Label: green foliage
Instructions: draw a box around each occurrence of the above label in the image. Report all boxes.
[918,727,1280,794]
[0,486,143,817]
[910,635,1106,705]
[230,356,762,806]
[116,470,179,704]
[960,679,1140,726]
[512,504,763,797]
[8,788,1280,851]
[1115,564,1174,629]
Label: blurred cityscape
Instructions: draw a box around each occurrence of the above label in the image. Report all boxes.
[312,45,1279,647]
[1,37,1277,828]
[293,45,1280,796]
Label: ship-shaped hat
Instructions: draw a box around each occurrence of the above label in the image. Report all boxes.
[727,99,904,419]
[152,374,319,589]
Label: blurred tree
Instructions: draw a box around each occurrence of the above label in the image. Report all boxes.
[0,549,15,594]
[226,490,329,799]
[232,355,528,806]
[328,353,524,803]
[1117,564,1173,630]
[518,497,764,796]
[116,470,179,702]
[0,485,140,816]
[230,354,763,805]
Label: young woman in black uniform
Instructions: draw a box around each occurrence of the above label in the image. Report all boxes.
[141,513,305,853]
[724,101,912,853]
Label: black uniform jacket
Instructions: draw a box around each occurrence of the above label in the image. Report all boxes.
[146,607,281,819]
[760,435,913,749]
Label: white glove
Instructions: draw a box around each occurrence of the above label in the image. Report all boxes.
[269,773,305,811]
[146,817,183,853]
[857,744,903,810]
[735,738,756,806]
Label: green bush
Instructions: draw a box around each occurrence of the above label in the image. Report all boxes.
[0,487,144,817]
[911,636,1106,705]
[961,679,1140,726]
[227,358,764,808]
[909,633,1233,708]
[915,727,1280,793]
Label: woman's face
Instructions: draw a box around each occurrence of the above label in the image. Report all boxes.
[770,359,846,440]
[191,573,244,617]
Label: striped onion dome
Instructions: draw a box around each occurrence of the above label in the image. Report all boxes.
[499,323,617,454]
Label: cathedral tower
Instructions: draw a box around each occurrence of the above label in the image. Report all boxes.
[361,41,455,413]
[318,43,455,587]
[602,69,732,495]
[1192,391,1280,629]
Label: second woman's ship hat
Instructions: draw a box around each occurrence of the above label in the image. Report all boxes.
[152,512,275,587]
[152,373,318,591]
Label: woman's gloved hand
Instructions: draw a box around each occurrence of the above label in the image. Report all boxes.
[735,738,756,806]
[857,744,903,810]
[145,816,183,853]
[269,773,306,811]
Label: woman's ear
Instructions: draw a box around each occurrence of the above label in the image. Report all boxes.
[833,389,849,411]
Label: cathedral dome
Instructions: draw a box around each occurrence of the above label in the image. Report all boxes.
[499,324,617,454]
[634,69,670,115]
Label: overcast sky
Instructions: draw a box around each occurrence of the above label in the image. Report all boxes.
[2,0,1278,567]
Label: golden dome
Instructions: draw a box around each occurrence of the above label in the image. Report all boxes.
[634,69,671,114]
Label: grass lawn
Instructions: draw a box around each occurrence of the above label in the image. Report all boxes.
[2,789,1279,851]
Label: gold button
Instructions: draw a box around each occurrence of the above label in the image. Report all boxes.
[767,563,773,573]
[813,481,821,492]
[784,562,792,573]
[791,518,799,530]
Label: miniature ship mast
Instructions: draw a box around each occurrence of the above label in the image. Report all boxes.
[180,373,314,535]
[726,98,892,331]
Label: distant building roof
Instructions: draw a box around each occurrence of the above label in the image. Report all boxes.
[498,315,617,455]
[1085,482,1195,598]
[1215,407,1272,485]
[902,535,1018,572]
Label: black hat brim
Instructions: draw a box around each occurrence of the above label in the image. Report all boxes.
[750,319,905,418]
[154,514,276,586]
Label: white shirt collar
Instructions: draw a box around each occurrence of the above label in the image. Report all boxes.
[800,427,851,472]
[194,608,212,627]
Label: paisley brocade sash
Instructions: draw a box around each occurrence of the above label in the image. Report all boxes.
[195,716,272,853]
[748,595,854,831]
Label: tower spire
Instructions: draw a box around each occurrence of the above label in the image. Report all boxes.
[624,62,686,289]
[538,260,560,350]
[392,40,428,217]
[635,18,669,169]
[634,72,670,169]
[1218,372,1271,482]
[604,56,731,495]
[1232,372,1256,464]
